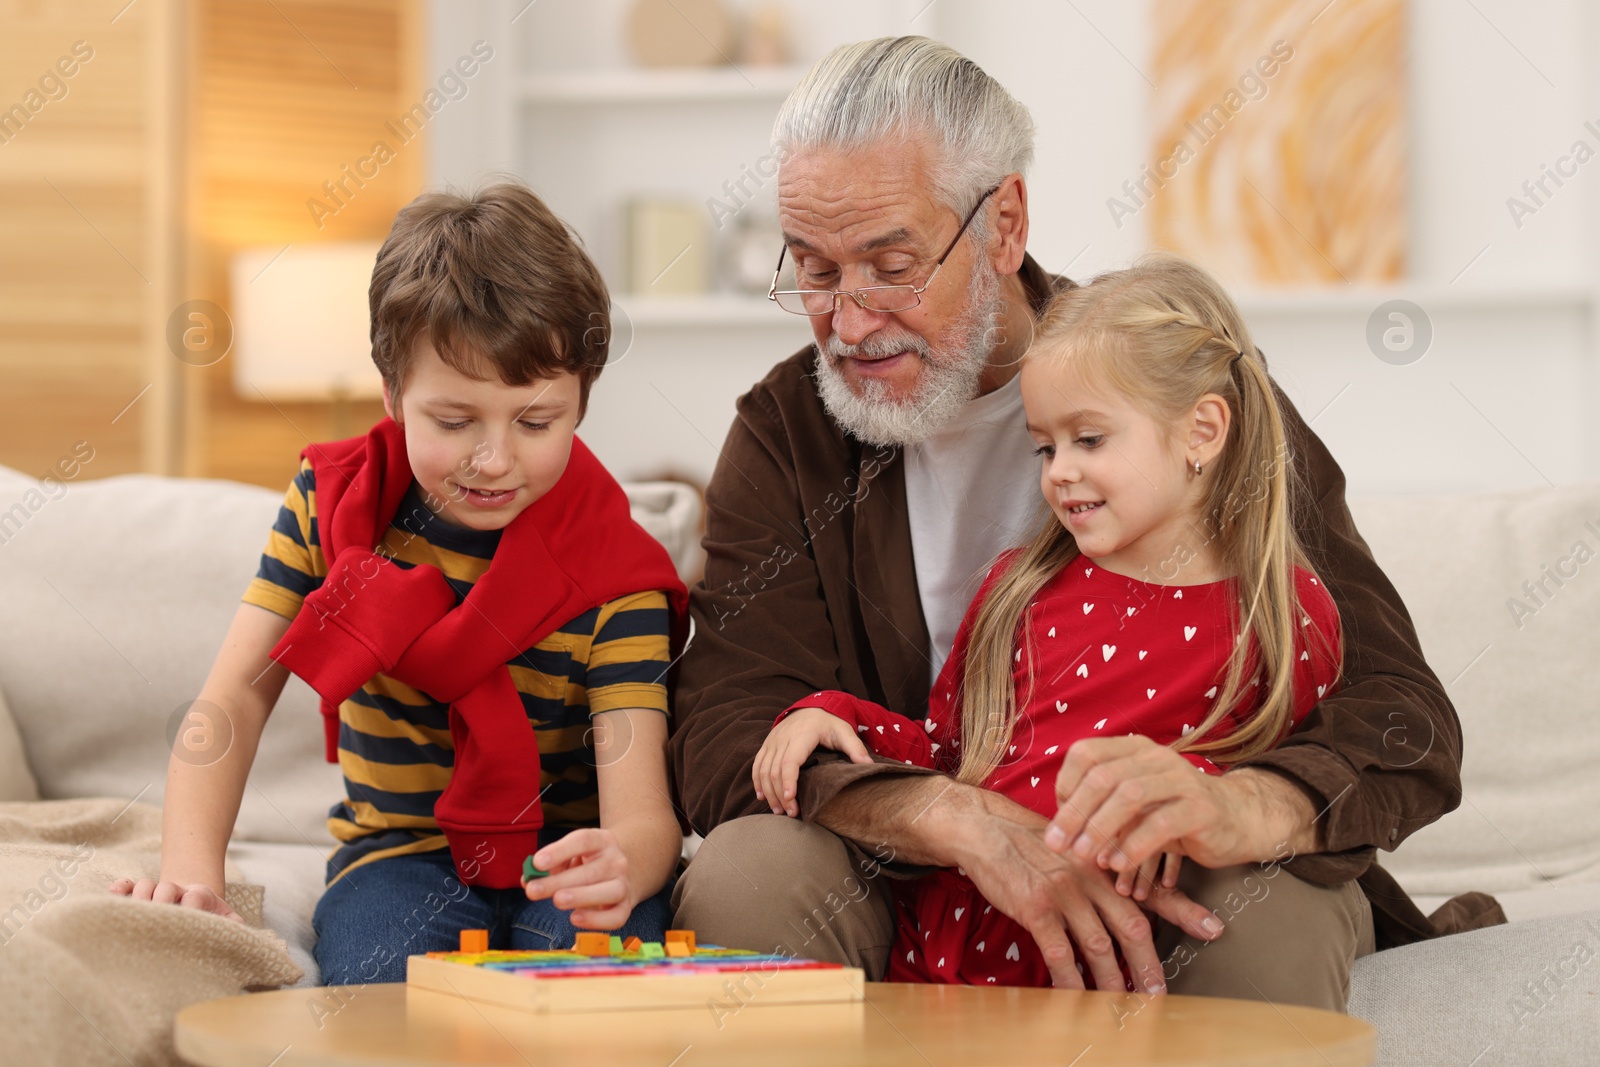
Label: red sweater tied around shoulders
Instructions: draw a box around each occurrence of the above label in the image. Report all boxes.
[270,417,687,888]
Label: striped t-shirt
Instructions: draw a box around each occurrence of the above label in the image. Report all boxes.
[243,459,672,885]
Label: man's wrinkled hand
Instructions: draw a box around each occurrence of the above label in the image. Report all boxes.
[957,809,1222,994]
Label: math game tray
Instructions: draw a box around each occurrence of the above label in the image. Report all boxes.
[407,945,866,1014]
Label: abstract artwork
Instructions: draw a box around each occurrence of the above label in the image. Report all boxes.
[1139,0,1406,284]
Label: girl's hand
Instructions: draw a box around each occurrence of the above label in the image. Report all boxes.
[107,877,243,922]
[752,707,873,818]
[523,828,633,930]
[1111,850,1182,902]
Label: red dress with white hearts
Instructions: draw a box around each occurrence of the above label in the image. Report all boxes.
[778,550,1342,989]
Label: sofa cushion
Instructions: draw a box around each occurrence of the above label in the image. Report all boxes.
[0,684,39,802]
[1417,883,1600,929]
[0,464,341,844]
[1348,486,1600,898]
[1348,910,1600,1065]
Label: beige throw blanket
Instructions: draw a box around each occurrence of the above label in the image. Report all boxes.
[0,798,302,1067]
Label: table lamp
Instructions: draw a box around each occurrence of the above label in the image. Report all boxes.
[230,242,383,435]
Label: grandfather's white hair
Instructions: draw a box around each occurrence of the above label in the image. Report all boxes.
[772,36,1036,229]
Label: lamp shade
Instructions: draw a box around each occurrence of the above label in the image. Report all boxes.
[230,242,384,400]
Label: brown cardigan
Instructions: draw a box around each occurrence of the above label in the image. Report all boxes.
[669,254,1505,949]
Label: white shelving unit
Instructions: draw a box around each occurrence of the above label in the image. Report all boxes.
[485,0,938,326]
[518,64,810,105]
[1233,282,1597,317]
[429,0,1600,493]
[618,292,777,326]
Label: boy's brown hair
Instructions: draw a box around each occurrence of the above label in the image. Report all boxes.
[369,182,611,415]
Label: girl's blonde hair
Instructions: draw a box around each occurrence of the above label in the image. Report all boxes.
[955,253,1339,784]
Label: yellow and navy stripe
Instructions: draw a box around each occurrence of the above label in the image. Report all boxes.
[243,460,671,885]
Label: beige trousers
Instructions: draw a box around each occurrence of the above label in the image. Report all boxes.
[672,814,1375,1011]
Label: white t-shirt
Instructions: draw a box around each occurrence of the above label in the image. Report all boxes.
[903,371,1044,685]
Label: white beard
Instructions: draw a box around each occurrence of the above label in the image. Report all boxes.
[812,259,1003,448]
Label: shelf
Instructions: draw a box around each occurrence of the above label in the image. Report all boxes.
[519,65,809,105]
[613,285,1599,330]
[1232,282,1596,316]
[616,293,799,326]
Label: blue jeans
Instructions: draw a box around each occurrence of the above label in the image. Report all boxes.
[312,848,674,985]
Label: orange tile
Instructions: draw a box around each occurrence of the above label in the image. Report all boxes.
[574,932,612,956]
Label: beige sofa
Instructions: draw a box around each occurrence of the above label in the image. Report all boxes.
[0,464,1595,1065]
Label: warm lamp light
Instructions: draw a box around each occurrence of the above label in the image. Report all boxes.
[230,242,383,402]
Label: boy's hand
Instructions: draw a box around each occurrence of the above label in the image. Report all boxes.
[107,877,243,923]
[752,707,872,819]
[522,828,632,930]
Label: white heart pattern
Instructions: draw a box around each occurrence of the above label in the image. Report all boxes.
[954,908,964,920]
[1006,942,1021,961]
[906,950,914,962]
[1076,663,1089,678]
[1082,602,1094,614]
[1146,688,1157,698]
[1044,745,1058,755]
[1174,589,1183,599]
[1181,723,1193,736]
[1015,648,1022,662]
[937,957,945,968]
[1138,650,1148,660]
[1055,700,1069,713]
[1009,745,1017,755]
[1048,626,1057,638]
[976,941,986,952]
[1317,685,1327,697]
[1085,567,1093,577]
[1094,718,1108,730]
[1205,686,1218,699]
[1300,650,1310,661]
[925,720,937,733]
[1102,644,1116,661]
[1030,776,1040,787]
[876,725,884,733]
[1126,607,1136,616]
[892,723,900,731]
[1184,626,1197,641]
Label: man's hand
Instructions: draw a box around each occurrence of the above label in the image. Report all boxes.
[954,790,1222,993]
[814,773,1222,993]
[108,877,243,922]
[1044,736,1323,875]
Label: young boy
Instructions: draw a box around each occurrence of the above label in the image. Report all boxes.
[111,184,688,985]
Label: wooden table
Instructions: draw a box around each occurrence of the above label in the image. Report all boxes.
[175,982,1375,1066]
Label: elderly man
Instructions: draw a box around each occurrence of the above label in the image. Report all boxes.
[668,36,1502,1010]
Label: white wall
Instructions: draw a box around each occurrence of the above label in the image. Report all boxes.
[428,0,1600,495]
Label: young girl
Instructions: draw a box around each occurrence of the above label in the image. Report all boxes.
[752,253,1343,989]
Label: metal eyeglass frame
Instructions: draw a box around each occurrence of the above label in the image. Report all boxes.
[766,184,1001,316]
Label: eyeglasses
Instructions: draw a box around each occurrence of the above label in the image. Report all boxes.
[767,184,1001,316]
